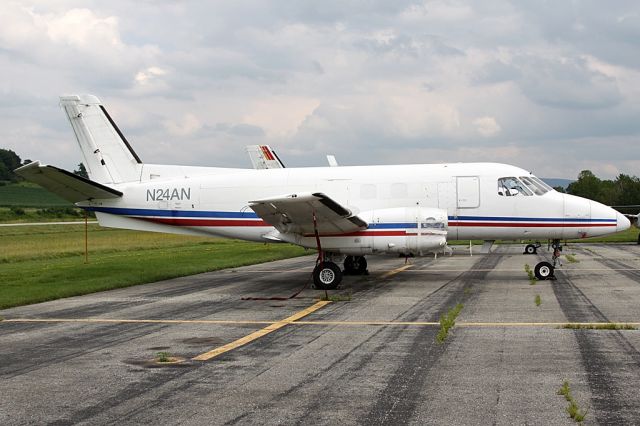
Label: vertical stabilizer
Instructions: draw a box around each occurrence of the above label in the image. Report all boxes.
[60,94,142,184]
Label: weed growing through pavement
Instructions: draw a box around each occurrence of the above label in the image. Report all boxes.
[535,294,541,307]
[436,303,463,344]
[557,380,588,423]
[524,264,537,285]
[320,293,352,302]
[156,352,171,363]
[565,254,579,263]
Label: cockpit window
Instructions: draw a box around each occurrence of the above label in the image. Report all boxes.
[520,176,552,195]
[520,176,546,195]
[531,176,554,192]
[498,177,533,196]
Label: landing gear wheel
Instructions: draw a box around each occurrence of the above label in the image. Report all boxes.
[344,256,368,275]
[534,261,555,280]
[313,261,342,290]
[524,244,537,255]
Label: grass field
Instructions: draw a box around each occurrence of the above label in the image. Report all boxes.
[0,222,637,310]
[0,225,307,310]
[0,182,71,207]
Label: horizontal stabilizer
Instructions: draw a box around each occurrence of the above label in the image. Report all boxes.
[14,161,122,203]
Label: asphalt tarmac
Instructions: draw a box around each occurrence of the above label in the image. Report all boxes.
[1,243,639,425]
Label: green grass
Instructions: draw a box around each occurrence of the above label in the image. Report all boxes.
[0,182,71,208]
[436,303,463,344]
[0,225,307,309]
[524,264,537,285]
[565,254,579,263]
[557,380,588,423]
[535,294,541,307]
[156,352,172,363]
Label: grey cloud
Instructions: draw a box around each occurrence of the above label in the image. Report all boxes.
[516,56,622,110]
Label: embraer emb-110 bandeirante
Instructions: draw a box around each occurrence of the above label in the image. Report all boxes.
[16,95,631,289]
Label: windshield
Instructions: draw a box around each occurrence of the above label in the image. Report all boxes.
[520,176,553,195]
[498,177,533,196]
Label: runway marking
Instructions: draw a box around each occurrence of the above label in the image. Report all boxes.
[192,300,331,361]
[2,318,275,325]
[400,268,640,272]
[5,318,638,328]
[379,264,413,279]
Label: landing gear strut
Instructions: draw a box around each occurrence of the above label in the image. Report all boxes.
[534,239,562,280]
[310,210,343,290]
[344,255,368,275]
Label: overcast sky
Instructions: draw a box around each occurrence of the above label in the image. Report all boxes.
[1,0,639,179]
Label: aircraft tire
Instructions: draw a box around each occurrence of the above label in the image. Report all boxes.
[534,261,554,280]
[344,256,368,275]
[524,244,537,255]
[313,261,342,290]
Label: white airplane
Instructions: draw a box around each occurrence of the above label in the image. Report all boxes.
[16,95,631,289]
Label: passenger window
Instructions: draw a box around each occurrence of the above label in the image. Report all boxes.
[498,177,532,196]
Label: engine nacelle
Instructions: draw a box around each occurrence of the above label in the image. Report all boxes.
[360,207,448,255]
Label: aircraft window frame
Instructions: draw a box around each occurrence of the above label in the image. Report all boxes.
[519,176,546,196]
[531,176,554,192]
[498,177,533,197]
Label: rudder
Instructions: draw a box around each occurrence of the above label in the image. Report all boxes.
[60,94,142,184]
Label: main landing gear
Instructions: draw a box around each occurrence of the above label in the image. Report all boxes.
[312,254,369,290]
[343,255,368,276]
[534,239,562,280]
[313,259,343,290]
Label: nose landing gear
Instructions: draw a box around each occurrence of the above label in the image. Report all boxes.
[534,239,562,280]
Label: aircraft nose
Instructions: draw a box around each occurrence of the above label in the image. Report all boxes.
[617,211,631,233]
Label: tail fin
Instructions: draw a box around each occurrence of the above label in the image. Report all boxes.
[60,94,142,184]
[245,145,285,169]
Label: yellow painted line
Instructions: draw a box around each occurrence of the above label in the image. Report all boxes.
[2,318,275,325]
[294,320,439,326]
[292,321,640,327]
[4,317,638,329]
[379,264,413,279]
[192,300,331,361]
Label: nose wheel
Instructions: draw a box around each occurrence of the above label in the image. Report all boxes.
[534,261,554,280]
[534,239,562,280]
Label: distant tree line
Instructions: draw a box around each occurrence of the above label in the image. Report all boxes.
[0,148,87,182]
[564,170,640,210]
[0,148,29,182]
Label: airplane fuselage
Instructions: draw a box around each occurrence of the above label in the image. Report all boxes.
[81,162,628,255]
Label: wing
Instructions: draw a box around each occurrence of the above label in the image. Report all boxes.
[249,192,367,235]
[14,161,122,203]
